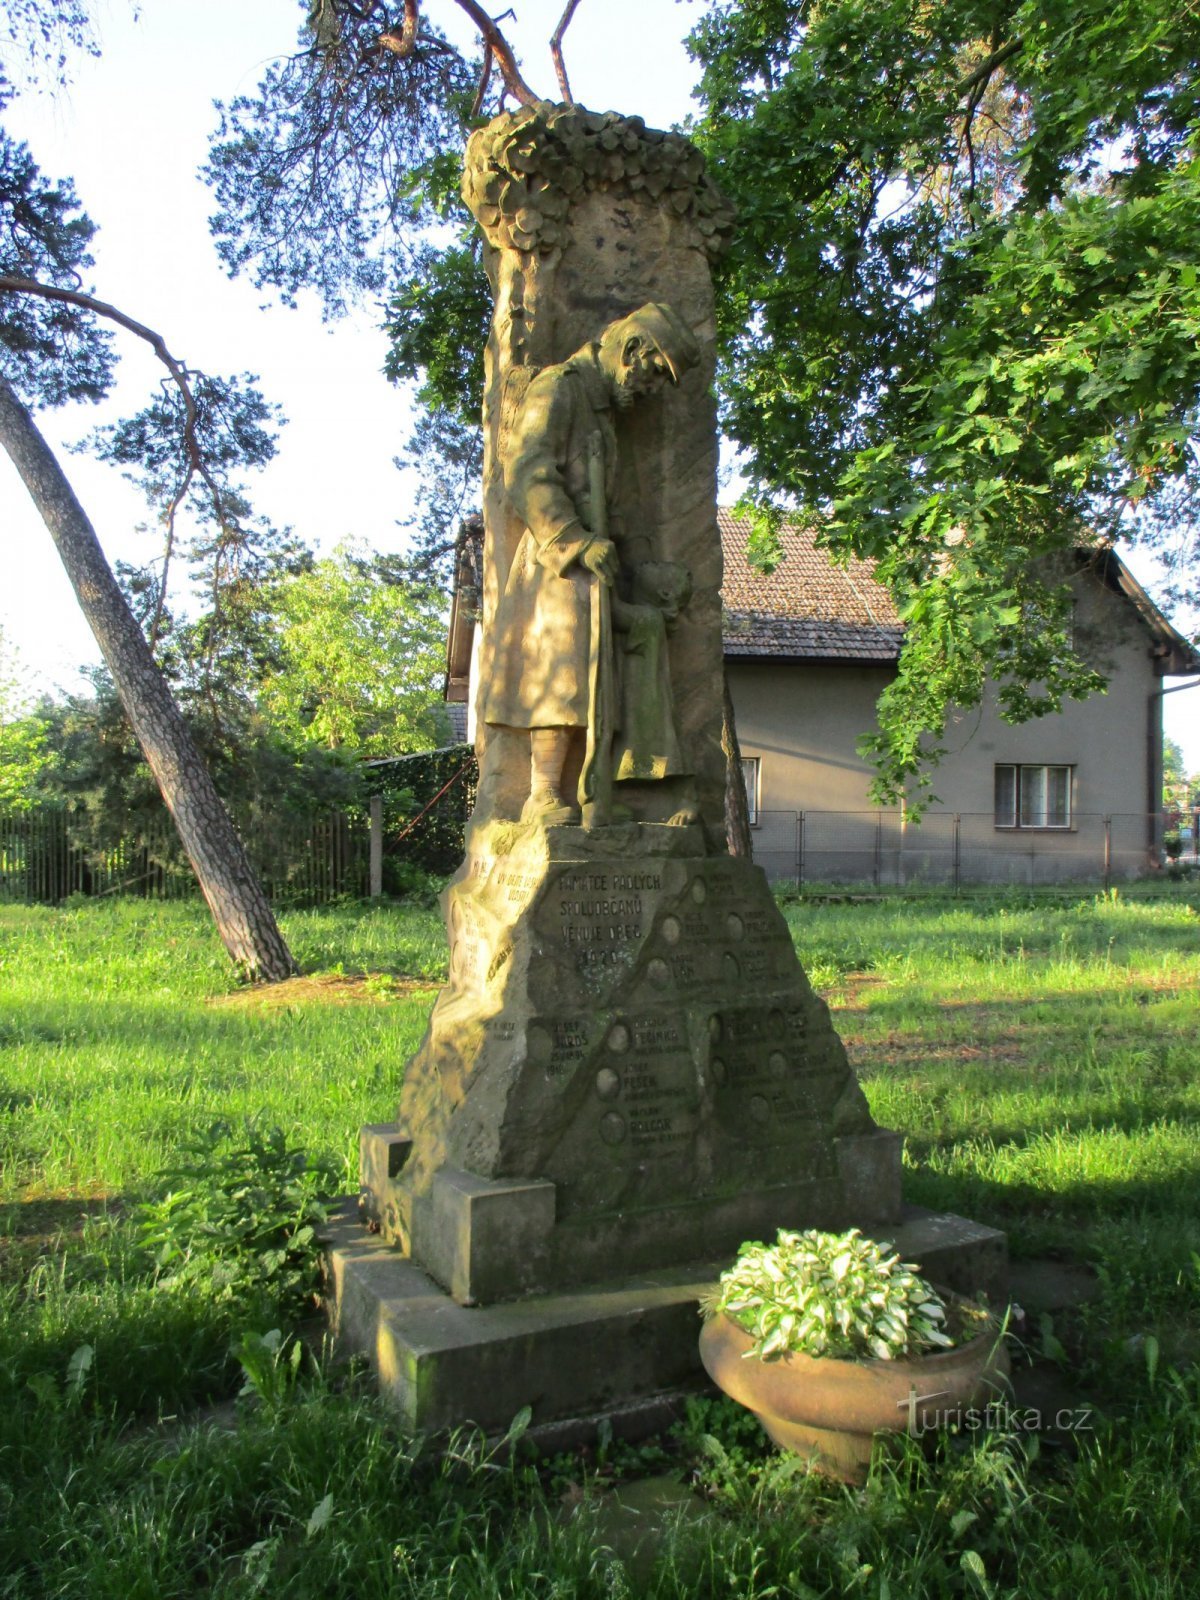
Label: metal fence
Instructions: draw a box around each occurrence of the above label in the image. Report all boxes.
[0,807,370,908]
[749,810,1184,891]
[4,803,1188,905]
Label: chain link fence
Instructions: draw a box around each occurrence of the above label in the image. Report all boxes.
[750,810,1187,891]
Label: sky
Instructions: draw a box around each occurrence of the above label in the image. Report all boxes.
[1,0,1197,768]
[0,0,702,690]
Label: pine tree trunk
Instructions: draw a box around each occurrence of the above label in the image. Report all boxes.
[723,670,752,858]
[0,377,297,983]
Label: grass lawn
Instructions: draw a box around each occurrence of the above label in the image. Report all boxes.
[1,890,1198,1597]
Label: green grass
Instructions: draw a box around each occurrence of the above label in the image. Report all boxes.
[1,889,1199,1597]
[0,899,446,1199]
[783,894,1200,1344]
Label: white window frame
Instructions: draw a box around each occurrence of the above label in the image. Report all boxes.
[994,763,1075,830]
[741,756,761,827]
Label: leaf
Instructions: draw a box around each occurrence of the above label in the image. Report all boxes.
[950,1509,979,1538]
[66,1343,95,1399]
[1144,1333,1160,1387]
[506,1404,533,1443]
[961,1549,994,1598]
[306,1493,334,1537]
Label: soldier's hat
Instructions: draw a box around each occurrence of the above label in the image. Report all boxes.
[617,302,700,383]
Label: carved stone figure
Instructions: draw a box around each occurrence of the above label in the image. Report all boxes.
[483,302,700,828]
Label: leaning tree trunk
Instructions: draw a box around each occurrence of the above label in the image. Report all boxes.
[0,376,297,983]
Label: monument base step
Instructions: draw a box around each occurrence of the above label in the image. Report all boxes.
[323,1201,1008,1438]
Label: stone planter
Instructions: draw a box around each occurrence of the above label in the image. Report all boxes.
[699,1306,1011,1484]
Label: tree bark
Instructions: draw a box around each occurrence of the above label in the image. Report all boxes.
[723,669,752,858]
[0,376,297,983]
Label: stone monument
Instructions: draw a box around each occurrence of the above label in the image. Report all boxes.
[333,104,1005,1436]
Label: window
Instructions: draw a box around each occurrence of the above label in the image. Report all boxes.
[994,764,1074,829]
[741,756,760,826]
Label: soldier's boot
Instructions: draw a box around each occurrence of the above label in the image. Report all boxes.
[521,728,581,825]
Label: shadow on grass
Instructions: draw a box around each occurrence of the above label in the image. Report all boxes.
[902,1154,1200,1228]
[0,988,438,1061]
[838,982,1196,1026]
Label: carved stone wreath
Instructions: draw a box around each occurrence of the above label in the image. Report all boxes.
[462,103,735,259]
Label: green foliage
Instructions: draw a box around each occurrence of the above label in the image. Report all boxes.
[19,670,368,898]
[136,1118,337,1320]
[203,3,480,313]
[0,628,51,809]
[0,124,113,404]
[384,241,490,423]
[371,742,477,877]
[1162,736,1196,810]
[261,542,449,758]
[690,0,1200,803]
[0,713,50,809]
[705,1226,955,1360]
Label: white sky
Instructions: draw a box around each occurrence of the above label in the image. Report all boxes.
[1,0,1197,767]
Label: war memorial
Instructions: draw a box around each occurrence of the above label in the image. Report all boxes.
[326,103,1005,1437]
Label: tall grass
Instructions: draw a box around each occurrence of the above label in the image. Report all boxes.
[1,890,1198,1597]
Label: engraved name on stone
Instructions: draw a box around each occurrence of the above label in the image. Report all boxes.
[533,1017,591,1080]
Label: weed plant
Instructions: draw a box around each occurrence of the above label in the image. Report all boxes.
[0,892,1197,1596]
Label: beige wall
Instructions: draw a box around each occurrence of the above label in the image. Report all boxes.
[728,574,1164,884]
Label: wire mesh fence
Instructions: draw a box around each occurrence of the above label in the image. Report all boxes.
[750,809,1185,892]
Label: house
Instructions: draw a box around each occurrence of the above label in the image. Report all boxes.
[445,513,1199,884]
[720,511,1200,884]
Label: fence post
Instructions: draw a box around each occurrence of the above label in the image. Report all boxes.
[873,810,882,887]
[797,811,806,890]
[897,801,906,888]
[1103,815,1112,894]
[369,794,384,899]
[953,813,961,896]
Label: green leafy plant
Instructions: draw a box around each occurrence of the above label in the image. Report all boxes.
[136,1118,336,1319]
[702,1228,958,1362]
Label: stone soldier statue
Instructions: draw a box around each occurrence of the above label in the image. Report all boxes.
[483,302,701,827]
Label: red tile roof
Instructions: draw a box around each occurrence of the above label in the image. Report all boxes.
[719,509,903,663]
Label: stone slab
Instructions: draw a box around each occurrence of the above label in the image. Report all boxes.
[325,1200,1008,1436]
[325,1201,717,1435]
[890,1206,1009,1305]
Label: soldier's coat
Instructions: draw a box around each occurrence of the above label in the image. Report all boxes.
[484,346,617,730]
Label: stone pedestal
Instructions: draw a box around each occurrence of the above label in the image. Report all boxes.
[360,820,904,1303]
[326,1200,1007,1439]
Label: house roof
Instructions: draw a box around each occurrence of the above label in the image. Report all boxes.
[718,509,904,663]
[718,509,1200,674]
[440,508,1198,684]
